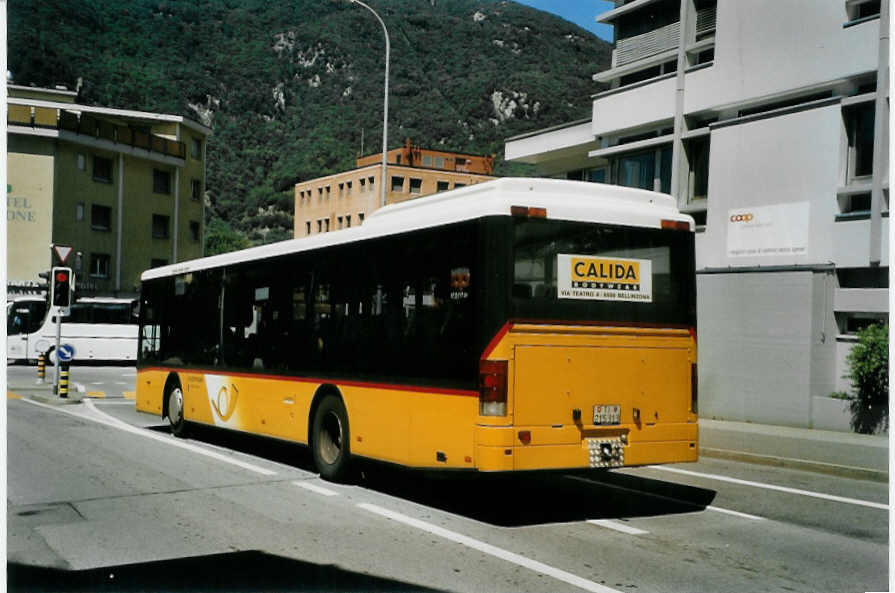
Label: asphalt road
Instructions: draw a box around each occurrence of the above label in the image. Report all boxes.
[6,372,889,593]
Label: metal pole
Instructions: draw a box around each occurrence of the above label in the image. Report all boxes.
[54,307,61,394]
[349,0,390,209]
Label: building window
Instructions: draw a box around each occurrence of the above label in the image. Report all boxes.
[152,214,170,239]
[422,155,433,167]
[347,181,353,195]
[409,178,423,194]
[191,179,202,201]
[318,187,323,200]
[93,156,112,183]
[306,221,311,235]
[434,156,445,169]
[326,185,331,198]
[190,220,201,241]
[360,178,366,192]
[150,258,168,268]
[613,146,672,193]
[325,219,330,232]
[76,202,85,221]
[89,253,111,279]
[337,216,343,229]
[153,169,171,194]
[454,183,466,189]
[587,168,607,183]
[368,176,375,192]
[317,220,322,233]
[191,138,202,160]
[839,192,872,215]
[685,137,710,201]
[77,153,86,171]
[845,103,875,182]
[91,204,112,231]
[436,181,449,192]
[339,183,344,198]
[358,212,364,224]
[391,176,404,192]
[346,215,351,228]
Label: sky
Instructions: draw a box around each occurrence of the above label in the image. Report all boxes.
[513,0,615,42]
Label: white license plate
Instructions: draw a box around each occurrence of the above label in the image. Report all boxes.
[593,404,620,425]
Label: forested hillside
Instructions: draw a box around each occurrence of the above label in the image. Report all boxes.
[9,0,611,252]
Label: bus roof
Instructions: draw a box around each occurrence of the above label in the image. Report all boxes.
[142,178,693,282]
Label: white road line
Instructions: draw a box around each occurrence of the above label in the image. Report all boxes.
[587,519,649,535]
[294,481,340,497]
[705,506,766,521]
[20,398,278,476]
[651,466,888,510]
[358,503,623,593]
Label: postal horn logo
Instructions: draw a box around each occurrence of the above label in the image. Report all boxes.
[211,384,238,421]
[730,213,754,223]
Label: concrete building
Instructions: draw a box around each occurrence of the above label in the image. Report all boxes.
[295,139,495,237]
[505,0,889,429]
[7,85,212,297]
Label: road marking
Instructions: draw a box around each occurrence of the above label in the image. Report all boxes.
[294,481,340,497]
[358,503,623,593]
[87,391,106,398]
[587,519,649,535]
[705,506,766,521]
[19,398,278,477]
[7,392,23,400]
[651,466,888,510]
[565,475,766,521]
[123,391,136,400]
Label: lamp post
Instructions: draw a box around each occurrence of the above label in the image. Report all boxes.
[349,0,390,210]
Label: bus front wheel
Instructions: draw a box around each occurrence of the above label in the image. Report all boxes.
[311,395,351,482]
[166,381,188,438]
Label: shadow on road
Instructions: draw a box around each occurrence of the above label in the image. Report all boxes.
[8,550,445,592]
[148,423,716,528]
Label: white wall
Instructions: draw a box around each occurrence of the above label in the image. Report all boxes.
[592,76,676,137]
[686,0,879,114]
[700,104,842,268]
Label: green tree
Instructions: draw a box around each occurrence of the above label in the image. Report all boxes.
[845,323,889,434]
[204,218,251,256]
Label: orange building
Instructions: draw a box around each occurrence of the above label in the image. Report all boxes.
[294,139,495,237]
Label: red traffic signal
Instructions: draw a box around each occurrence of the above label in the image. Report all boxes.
[50,267,73,307]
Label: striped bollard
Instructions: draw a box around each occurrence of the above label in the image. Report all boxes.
[37,353,46,382]
[58,364,70,398]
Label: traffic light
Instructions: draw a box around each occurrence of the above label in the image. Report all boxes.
[50,267,73,307]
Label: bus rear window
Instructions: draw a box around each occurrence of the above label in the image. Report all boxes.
[512,219,695,326]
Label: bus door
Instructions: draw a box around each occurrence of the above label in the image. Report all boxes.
[7,306,32,360]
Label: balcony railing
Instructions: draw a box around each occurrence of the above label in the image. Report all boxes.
[9,106,186,159]
[615,20,681,67]
[696,6,717,38]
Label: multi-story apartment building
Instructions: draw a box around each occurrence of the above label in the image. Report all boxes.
[7,85,212,297]
[294,139,495,236]
[505,1,889,429]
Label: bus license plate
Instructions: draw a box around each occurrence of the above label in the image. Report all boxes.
[593,405,620,425]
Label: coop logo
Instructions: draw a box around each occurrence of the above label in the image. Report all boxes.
[730,213,754,223]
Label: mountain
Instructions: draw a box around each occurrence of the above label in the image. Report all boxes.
[9,0,611,251]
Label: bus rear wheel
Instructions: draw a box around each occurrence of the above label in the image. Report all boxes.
[166,381,188,438]
[311,395,351,482]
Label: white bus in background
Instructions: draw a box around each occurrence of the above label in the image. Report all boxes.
[7,296,139,365]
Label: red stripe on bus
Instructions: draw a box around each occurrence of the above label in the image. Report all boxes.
[480,322,513,360]
[138,366,478,397]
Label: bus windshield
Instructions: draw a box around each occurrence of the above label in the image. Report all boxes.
[511,218,696,327]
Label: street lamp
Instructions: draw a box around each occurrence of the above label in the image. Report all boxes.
[348,0,390,210]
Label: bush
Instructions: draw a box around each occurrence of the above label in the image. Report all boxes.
[845,323,889,434]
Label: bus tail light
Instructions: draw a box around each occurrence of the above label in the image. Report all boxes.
[479,360,508,416]
[691,363,698,414]
[661,219,691,231]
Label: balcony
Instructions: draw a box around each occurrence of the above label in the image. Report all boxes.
[615,20,681,67]
[9,105,186,160]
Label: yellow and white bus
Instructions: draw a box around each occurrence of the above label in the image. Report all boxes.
[136,178,697,480]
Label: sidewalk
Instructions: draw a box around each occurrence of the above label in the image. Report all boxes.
[7,375,888,482]
[699,418,889,482]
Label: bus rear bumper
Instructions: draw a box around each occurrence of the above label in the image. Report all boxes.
[474,423,698,472]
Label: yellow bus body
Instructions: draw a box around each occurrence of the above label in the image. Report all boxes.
[137,323,696,472]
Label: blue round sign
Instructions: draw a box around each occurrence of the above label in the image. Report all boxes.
[57,344,75,362]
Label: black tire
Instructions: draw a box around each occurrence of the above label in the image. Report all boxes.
[165,379,189,438]
[311,394,351,482]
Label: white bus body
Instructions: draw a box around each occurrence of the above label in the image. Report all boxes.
[7,297,138,364]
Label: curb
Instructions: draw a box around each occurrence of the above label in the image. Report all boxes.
[700,446,888,483]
